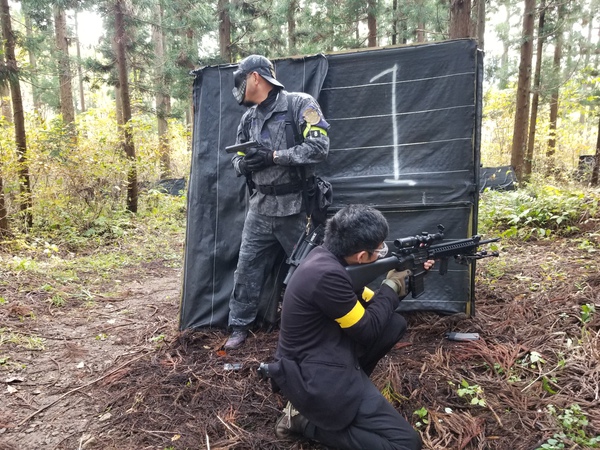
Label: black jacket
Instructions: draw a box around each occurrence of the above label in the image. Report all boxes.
[271,246,400,431]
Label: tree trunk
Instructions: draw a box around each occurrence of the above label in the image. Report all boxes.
[114,0,137,213]
[0,85,10,120]
[546,1,564,171]
[0,174,7,235]
[287,0,297,54]
[591,117,600,186]
[74,12,86,113]
[449,0,472,39]
[152,0,171,179]
[54,6,75,124]
[391,0,398,45]
[474,0,485,49]
[24,11,41,115]
[510,0,535,183]
[111,35,124,127]
[524,0,546,181]
[0,63,11,121]
[218,0,231,62]
[183,28,195,127]
[499,12,510,88]
[1,0,32,228]
[0,50,10,234]
[367,0,377,47]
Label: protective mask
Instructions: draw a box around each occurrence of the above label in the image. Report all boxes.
[232,70,248,105]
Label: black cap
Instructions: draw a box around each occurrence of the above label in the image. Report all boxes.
[236,55,284,89]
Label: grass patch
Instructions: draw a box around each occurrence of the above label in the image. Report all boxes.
[0,192,186,303]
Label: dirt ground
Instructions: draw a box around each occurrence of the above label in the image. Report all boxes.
[1,236,599,450]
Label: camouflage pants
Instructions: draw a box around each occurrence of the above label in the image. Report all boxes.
[228,210,307,330]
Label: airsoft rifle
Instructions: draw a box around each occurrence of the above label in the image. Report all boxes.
[285,224,500,298]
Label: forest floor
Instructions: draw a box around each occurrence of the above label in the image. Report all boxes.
[1,226,600,450]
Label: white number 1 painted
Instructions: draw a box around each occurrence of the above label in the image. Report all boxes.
[370,64,400,181]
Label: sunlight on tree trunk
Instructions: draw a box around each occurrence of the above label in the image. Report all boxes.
[115,0,138,213]
[1,0,32,228]
[524,0,546,182]
[510,0,535,183]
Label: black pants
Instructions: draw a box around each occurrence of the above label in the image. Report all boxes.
[304,312,421,450]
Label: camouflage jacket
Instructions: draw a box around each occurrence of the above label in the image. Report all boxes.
[232,90,330,217]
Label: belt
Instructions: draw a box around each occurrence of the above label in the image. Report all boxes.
[256,181,303,195]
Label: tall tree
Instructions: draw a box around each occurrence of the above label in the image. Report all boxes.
[415,0,426,43]
[524,0,546,181]
[1,0,32,228]
[474,0,485,49]
[546,0,564,172]
[510,0,536,182]
[23,8,42,114]
[74,11,86,112]
[0,174,6,235]
[591,118,600,186]
[114,0,137,213]
[152,0,171,178]
[0,50,10,235]
[54,4,76,124]
[367,0,377,47]
[218,0,231,62]
[449,0,472,39]
[287,0,298,54]
[0,53,11,120]
[493,0,518,89]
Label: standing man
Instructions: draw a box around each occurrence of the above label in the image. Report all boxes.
[268,204,430,450]
[224,55,330,350]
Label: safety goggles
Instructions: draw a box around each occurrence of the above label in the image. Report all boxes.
[373,242,388,259]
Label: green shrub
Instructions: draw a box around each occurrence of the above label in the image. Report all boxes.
[479,182,600,239]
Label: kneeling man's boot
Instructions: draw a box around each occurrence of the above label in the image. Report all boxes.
[275,401,308,439]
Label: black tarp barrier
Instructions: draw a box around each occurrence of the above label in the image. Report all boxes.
[479,166,517,192]
[180,40,483,330]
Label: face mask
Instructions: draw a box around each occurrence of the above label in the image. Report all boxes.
[232,70,248,105]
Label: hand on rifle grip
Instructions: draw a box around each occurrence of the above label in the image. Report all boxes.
[382,269,412,297]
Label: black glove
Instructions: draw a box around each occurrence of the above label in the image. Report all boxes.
[237,159,251,176]
[245,146,274,172]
